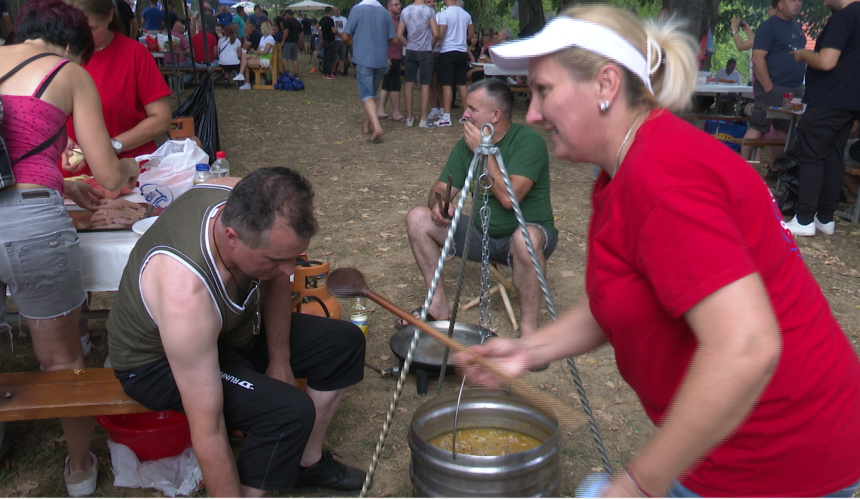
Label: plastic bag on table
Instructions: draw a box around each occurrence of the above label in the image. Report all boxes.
[136,139,209,209]
[174,74,220,162]
[108,441,203,497]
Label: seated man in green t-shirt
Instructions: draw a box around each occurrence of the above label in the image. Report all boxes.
[400,78,557,338]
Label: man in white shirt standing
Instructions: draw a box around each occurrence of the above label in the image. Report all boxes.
[398,0,439,128]
[434,0,474,127]
[331,7,349,77]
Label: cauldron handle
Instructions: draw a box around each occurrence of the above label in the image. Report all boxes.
[451,377,467,460]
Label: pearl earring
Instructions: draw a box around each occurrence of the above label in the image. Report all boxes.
[599,101,610,113]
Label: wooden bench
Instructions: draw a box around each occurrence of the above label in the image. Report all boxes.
[509,83,531,105]
[0,368,148,422]
[250,43,282,90]
[835,164,860,225]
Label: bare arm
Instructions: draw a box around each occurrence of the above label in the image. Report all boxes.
[426,180,462,225]
[606,273,782,496]
[793,47,840,71]
[437,24,447,44]
[457,298,607,387]
[130,17,139,38]
[751,49,772,92]
[429,17,439,43]
[69,66,138,190]
[114,96,172,152]
[261,272,297,386]
[396,20,407,46]
[730,18,754,51]
[141,255,242,497]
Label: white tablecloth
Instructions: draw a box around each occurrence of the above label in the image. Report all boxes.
[480,63,529,76]
[693,83,753,97]
[79,230,142,292]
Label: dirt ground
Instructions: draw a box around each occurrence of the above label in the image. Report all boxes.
[2,69,860,498]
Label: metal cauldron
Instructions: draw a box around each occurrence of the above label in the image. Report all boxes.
[409,389,561,497]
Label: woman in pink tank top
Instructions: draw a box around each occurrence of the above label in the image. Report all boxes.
[0,1,138,495]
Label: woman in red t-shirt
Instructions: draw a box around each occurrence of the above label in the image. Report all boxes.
[60,0,171,178]
[457,5,860,498]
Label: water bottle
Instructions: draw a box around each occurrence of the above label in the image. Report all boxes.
[193,163,213,185]
[211,151,230,177]
[349,296,369,336]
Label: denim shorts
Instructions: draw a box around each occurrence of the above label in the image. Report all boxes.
[356,65,387,101]
[404,49,433,85]
[0,188,86,327]
[448,215,557,268]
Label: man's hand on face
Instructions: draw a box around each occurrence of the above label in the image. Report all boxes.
[464,120,482,151]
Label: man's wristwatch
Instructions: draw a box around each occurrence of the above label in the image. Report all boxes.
[111,137,123,156]
[731,30,738,35]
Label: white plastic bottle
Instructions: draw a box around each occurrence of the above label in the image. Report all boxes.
[349,296,368,336]
[211,151,230,177]
[193,163,213,185]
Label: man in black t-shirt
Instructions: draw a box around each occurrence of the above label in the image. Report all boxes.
[301,14,313,52]
[318,7,337,78]
[242,22,262,52]
[784,0,860,236]
[0,0,11,42]
[282,9,303,75]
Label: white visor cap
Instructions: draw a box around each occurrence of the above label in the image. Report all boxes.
[489,17,660,94]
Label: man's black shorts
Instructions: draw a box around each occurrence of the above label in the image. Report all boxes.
[114,313,365,490]
[436,50,470,87]
[382,59,402,92]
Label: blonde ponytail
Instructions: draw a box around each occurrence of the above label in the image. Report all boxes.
[555,5,697,112]
[643,17,697,111]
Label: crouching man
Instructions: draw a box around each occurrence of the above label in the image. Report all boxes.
[107,168,366,496]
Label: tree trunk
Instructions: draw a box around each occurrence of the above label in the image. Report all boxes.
[516,0,544,38]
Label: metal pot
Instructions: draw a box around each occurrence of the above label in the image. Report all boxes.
[409,389,561,497]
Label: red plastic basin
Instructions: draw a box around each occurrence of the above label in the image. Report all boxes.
[96,411,192,461]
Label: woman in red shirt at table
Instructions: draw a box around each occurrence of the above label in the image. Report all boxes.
[456,5,860,498]
[61,0,171,179]
[0,0,138,494]
[60,0,171,351]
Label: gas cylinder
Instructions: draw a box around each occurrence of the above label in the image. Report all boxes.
[292,255,342,320]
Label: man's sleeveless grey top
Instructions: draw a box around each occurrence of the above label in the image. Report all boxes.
[107,185,259,371]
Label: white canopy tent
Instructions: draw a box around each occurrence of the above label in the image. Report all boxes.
[287,0,334,9]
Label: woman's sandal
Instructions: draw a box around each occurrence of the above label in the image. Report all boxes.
[394,306,437,329]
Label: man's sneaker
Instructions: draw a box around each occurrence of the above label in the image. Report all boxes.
[418,120,436,129]
[427,108,441,121]
[340,72,349,78]
[785,215,815,237]
[323,74,336,80]
[294,451,365,491]
[435,118,452,127]
[64,452,98,497]
[309,67,318,74]
[80,332,92,358]
[405,117,414,127]
[239,83,252,90]
[814,214,835,235]
[459,116,468,123]
[232,73,245,81]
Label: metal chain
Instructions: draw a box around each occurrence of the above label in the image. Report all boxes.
[477,172,493,336]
